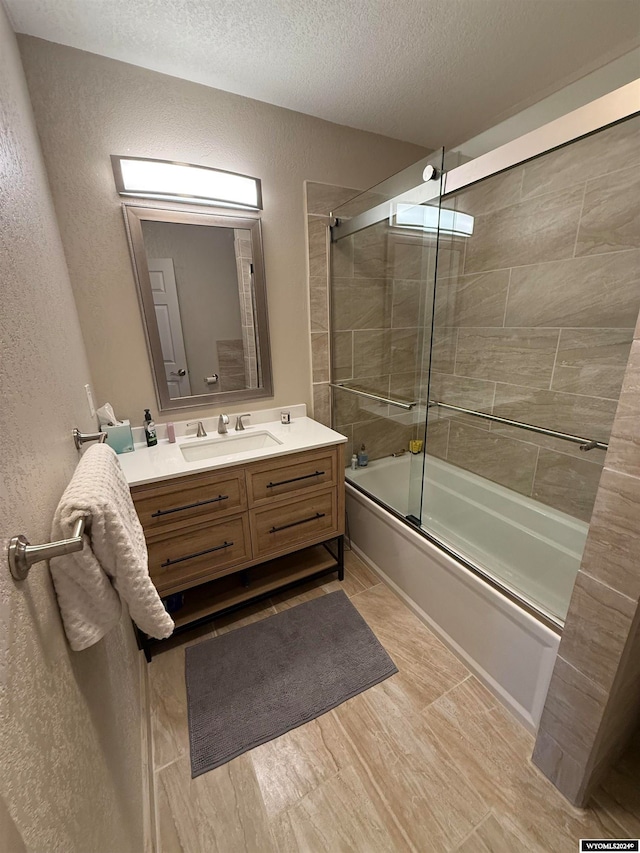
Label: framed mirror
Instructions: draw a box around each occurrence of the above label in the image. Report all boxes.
[123,204,273,411]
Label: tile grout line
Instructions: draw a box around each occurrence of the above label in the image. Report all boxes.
[330,710,421,853]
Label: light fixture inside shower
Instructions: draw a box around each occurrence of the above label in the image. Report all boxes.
[390,202,474,237]
[110,156,262,210]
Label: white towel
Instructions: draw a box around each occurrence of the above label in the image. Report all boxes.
[50,443,174,650]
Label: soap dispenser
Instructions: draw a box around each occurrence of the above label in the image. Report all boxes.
[357,443,368,467]
[144,409,158,447]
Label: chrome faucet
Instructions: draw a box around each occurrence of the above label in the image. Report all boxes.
[217,414,229,434]
[186,421,207,438]
[235,414,251,431]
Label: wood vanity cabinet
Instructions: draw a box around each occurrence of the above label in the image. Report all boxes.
[130,444,345,659]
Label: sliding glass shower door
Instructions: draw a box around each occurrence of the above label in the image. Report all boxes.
[330,108,639,627]
[329,152,445,521]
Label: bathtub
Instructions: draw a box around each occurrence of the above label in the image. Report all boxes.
[346,455,586,730]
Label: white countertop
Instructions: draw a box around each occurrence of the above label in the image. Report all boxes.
[117,416,347,487]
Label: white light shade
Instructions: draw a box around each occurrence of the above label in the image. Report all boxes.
[111,156,262,209]
[392,203,474,237]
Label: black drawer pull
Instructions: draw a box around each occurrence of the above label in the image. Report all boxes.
[161,541,234,568]
[269,512,325,534]
[151,494,229,517]
[266,470,325,489]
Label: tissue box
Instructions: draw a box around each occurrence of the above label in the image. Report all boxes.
[101,420,134,454]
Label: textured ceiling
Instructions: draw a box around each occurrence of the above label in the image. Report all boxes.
[5,0,640,147]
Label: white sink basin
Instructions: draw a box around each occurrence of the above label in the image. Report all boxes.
[179,430,282,463]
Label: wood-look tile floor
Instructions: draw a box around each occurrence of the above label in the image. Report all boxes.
[148,550,639,853]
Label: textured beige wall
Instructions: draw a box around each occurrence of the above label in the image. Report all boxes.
[0,11,145,852]
[17,36,427,426]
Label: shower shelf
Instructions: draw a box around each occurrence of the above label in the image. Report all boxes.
[429,401,608,452]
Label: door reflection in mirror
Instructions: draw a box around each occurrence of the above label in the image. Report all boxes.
[123,205,272,411]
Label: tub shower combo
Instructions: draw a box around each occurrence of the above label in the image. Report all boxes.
[327,84,640,728]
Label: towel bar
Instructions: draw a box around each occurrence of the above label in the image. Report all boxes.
[8,517,87,581]
[73,428,107,450]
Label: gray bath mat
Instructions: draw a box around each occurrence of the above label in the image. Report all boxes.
[185,590,398,777]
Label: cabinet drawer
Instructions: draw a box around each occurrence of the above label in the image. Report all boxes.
[247,448,337,506]
[250,489,338,559]
[147,514,250,593]
[132,468,246,533]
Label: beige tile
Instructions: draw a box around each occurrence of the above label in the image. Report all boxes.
[156,754,275,853]
[334,689,488,850]
[426,678,617,841]
[342,549,380,592]
[455,328,560,389]
[579,467,640,602]
[352,221,389,279]
[306,182,360,215]
[532,448,603,521]
[492,383,617,445]
[430,372,495,430]
[330,234,353,278]
[250,711,355,818]
[434,268,510,328]
[353,329,391,377]
[331,277,390,331]
[348,584,470,712]
[431,326,457,374]
[390,327,419,374]
[577,165,640,256]
[606,339,640,477]
[531,727,588,806]
[464,187,583,274]
[214,600,277,635]
[333,377,390,426]
[271,575,338,613]
[596,731,640,838]
[352,416,413,462]
[551,328,633,399]
[148,645,190,770]
[331,330,353,380]
[425,416,450,459]
[307,217,328,278]
[453,166,524,216]
[433,238,466,280]
[456,812,540,853]
[391,279,422,328]
[506,249,640,328]
[389,370,419,401]
[269,763,411,852]
[389,235,426,279]
[309,277,328,332]
[537,657,608,767]
[593,786,640,840]
[311,332,329,383]
[489,421,607,465]
[521,115,640,200]
[560,571,637,692]
[447,421,538,496]
[312,382,330,426]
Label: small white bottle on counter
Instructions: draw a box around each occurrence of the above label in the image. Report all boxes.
[351,453,358,471]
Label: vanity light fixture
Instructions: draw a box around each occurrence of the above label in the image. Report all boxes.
[391,202,474,237]
[110,156,262,210]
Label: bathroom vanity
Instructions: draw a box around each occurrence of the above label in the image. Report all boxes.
[119,413,346,660]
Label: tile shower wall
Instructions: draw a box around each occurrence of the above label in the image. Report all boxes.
[429,115,640,521]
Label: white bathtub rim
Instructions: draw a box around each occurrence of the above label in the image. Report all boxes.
[349,541,540,732]
[346,481,564,633]
[347,483,560,729]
